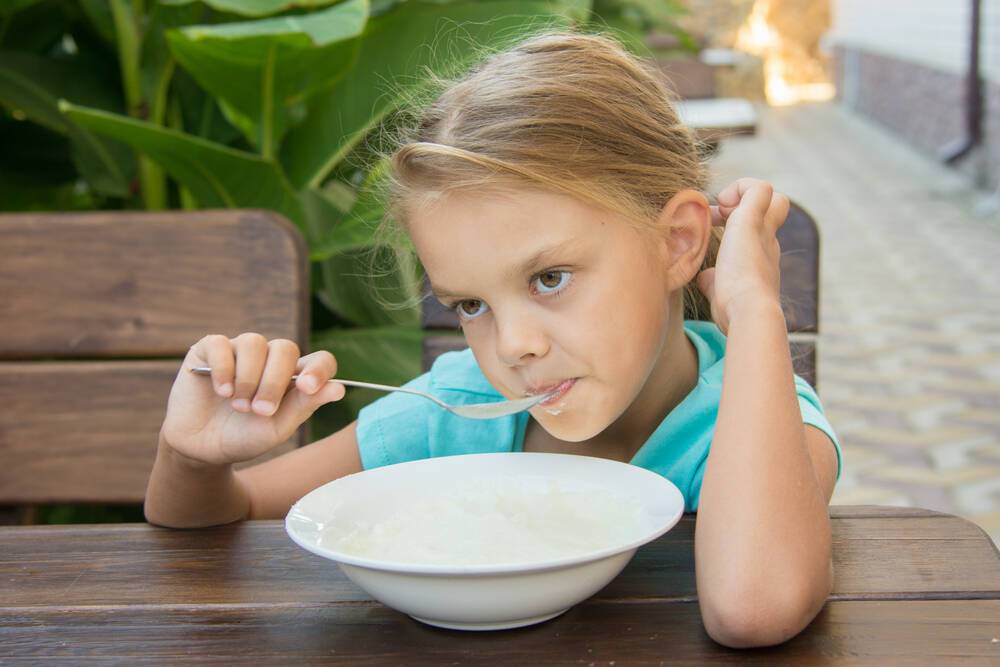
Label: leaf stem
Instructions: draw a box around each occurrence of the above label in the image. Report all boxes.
[111,0,167,210]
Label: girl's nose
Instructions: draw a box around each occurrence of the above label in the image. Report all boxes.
[494,309,549,366]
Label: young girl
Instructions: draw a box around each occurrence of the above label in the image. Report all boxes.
[145,31,841,648]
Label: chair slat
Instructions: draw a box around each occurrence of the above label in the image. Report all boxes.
[0,361,298,504]
[0,210,309,359]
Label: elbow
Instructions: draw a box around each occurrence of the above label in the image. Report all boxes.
[143,499,175,529]
[701,574,832,649]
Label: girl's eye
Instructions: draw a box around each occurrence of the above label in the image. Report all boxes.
[533,270,571,294]
[455,299,489,320]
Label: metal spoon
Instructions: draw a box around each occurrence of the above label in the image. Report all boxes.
[188,367,555,420]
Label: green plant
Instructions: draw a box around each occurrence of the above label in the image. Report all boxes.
[590,0,695,53]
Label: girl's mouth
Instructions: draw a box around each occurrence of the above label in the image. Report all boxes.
[537,378,577,407]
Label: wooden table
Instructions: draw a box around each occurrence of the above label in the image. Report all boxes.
[2,506,999,664]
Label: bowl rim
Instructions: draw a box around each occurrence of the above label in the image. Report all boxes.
[284,452,685,576]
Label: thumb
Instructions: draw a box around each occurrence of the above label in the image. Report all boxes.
[696,267,716,305]
[271,380,347,434]
[312,379,348,406]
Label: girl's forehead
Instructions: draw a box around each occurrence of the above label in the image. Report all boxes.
[408,188,611,236]
[408,189,654,288]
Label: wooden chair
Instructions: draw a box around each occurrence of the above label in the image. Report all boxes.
[421,200,820,388]
[0,210,310,524]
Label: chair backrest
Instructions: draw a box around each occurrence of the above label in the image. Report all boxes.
[0,210,310,509]
[421,200,820,388]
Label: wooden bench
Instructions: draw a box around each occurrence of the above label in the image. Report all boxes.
[676,97,758,145]
[422,200,820,388]
[0,210,310,524]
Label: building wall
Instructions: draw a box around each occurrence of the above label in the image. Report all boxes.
[829,0,1000,82]
[829,1,999,186]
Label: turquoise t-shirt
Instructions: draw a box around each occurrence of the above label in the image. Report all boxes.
[356,320,842,512]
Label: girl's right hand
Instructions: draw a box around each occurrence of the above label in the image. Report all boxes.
[159,333,347,467]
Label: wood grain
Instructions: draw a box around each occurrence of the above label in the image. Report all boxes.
[0,507,997,662]
[1,507,996,608]
[0,209,309,359]
[2,601,998,664]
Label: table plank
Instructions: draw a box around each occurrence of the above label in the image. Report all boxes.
[1,507,997,608]
[3,601,999,664]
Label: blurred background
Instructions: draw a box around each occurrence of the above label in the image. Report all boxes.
[2,0,998,539]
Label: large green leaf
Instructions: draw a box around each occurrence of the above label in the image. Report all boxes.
[281,0,591,189]
[160,0,344,17]
[78,0,117,44]
[317,244,422,327]
[308,157,422,325]
[0,0,46,17]
[142,3,208,114]
[0,50,133,195]
[614,0,688,29]
[305,159,388,261]
[61,101,305,227]
[312,324,423,385]
[300,186,369,261]
[0,0,75,52]
[172,68,242,144]
[166,0,368,156]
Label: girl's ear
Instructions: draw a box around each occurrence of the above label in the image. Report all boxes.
[655,189,712,292]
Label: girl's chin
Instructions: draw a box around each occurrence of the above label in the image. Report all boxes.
[531,408,610,443]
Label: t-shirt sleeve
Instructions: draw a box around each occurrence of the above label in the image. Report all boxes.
[355,371,433,470]
[794,376,843,481]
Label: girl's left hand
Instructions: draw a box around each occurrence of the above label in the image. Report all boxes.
[696,178,789,335]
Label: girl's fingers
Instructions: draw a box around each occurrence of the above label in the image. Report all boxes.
[738,182,775,218]
[190,335,235,398]
[270,376,347,436]
[709,205,727,226]
[766,192,791,234]
[251,339,300,416]
[294,350,339,396]
[716,177,768,207]
[230,333,269,412]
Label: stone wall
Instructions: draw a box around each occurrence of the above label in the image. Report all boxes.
[835,45,1000,187]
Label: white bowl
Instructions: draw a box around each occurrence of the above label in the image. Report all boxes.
[285,452,684,631]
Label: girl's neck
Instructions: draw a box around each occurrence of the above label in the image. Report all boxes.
[593,318,699,455]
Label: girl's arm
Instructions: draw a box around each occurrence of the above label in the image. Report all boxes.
[144,335,357,529]
[237,421,363,520]
[695,298,837,648]
[693,180,839,648]
[145,421,363,527]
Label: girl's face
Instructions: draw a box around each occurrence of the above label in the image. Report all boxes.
[407,188,700,442]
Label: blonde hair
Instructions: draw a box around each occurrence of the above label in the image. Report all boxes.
[375,29,720,320]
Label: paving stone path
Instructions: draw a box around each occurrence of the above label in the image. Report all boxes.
[708,102,1000,545]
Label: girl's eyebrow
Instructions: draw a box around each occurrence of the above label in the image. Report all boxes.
[430,238,583,299]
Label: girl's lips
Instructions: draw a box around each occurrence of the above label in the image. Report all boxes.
[537,378,577,407]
